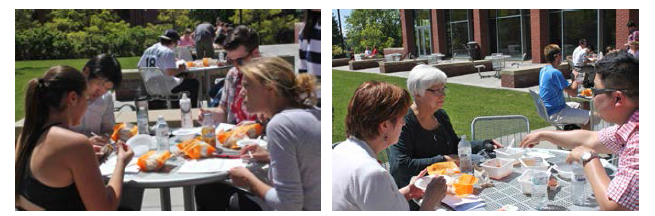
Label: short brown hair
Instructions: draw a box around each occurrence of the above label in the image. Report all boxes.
[543,44,561,63]
[345,81,412,141]
[224,25,259,53]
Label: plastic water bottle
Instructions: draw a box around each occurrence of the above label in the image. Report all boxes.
[155,115,170,153]
[180,93,193,129]
[572,162,587,205]
[135,94,149,134]
[458,135,473,174]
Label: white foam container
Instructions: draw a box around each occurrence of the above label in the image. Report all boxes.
[480,158,514,180]
[519,157,550,172]
[494,148,525,165]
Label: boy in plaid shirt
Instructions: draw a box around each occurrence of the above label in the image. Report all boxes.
[521,50,638,210]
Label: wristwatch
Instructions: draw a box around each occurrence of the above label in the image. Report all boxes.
[580,151,599,166]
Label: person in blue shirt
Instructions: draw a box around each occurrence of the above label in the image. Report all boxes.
[539,44,589,126]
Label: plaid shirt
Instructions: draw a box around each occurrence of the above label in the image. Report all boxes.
[598,109,639,210]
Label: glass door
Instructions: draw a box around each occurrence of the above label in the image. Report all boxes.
[414,10,432,57]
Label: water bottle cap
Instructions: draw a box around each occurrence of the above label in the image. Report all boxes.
[182,93,188,100]
[158,115,165,120]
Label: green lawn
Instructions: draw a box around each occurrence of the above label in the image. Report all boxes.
[15,57,141,121]
[331,69,551,144]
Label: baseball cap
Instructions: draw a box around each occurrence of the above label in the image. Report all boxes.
[160,29,181,41]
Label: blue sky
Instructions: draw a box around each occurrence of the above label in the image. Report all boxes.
[331,9,352,34]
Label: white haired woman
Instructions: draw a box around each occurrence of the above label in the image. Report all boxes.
[388,64,503,210]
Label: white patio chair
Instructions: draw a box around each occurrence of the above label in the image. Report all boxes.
[138,67,186,109]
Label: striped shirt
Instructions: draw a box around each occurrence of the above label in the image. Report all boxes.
[298,22,321,77]
[598,109,639,211]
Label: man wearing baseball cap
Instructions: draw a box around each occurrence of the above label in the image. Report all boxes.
[138,29,199,108]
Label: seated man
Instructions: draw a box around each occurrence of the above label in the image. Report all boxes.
[198,25,260,125]
[539,44,589,125]
[572,39,590,71]
[522,50,639,211]
[138,29,199,108]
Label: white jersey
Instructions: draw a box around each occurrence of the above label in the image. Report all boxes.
[137,43,182,89]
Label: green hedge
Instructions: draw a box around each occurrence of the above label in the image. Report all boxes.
[16,24,170,60]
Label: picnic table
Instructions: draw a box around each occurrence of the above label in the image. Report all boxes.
[184,65,233,101]
[423,149,617,211]
[100,127,268,211]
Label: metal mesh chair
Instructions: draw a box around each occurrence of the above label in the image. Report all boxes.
[138,67,185,109]
[528,89,572,131]
[471,115,530,148]
[490,54,506,78]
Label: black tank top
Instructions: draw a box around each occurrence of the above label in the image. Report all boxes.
[18,124,86,210]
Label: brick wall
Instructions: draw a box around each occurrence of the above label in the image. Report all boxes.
[349,59,384,70]
[473,9,490,57]
[383,48,405,55]
[431,10,447,54]
[400,10,416,56]
[616,9,639,50]
[530,9,549,64]
[379,59,428,73]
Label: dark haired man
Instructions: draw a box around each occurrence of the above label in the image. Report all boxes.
[198,25,261,125]
[522,50,638,210]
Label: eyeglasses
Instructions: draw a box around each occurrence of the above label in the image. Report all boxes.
[425,87,448,96]
[227,51,253,66]
[591,88,626,97]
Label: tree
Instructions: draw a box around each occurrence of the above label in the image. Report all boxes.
[228,9,301,45]
[157,9,196,31]
[344,9,401,53]
[332,13,343,47]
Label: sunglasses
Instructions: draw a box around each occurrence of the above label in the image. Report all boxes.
[227,51,253,66]
[425,87,448,96]
[591,88,626,97]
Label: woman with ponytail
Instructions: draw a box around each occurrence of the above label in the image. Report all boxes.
[15,66,133,210]
[195,57,320,211]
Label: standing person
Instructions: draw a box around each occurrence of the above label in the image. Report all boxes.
[137,29,199,108]
[178,28,195,47]
[197,25,261,125]
[521,50,639,211]
[298,9,321,79]
[332,81,448,211]
[196,57,321,210]
[539,44,589,126]
[194,21,217,59]
[15,66,134,210]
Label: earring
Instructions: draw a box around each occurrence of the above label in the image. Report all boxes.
[384,134,388,142]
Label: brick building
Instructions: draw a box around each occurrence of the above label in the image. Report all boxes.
[399,9,638,63]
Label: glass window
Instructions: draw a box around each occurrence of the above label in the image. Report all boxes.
[549,12,562,50]
[497,17,522,58]
[563,9,597,57]
[451,9,468,21]
[451,21,470,57]
[602,9,616,52]
[498,9,520,17]
[414,10,432,56]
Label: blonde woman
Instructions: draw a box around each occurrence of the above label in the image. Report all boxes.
[195,57,320,210]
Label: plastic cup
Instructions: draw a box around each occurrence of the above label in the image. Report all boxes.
[203,58,209,67]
